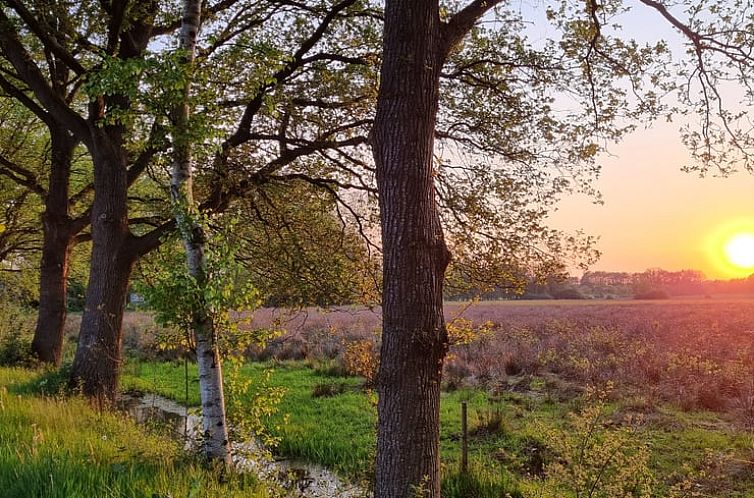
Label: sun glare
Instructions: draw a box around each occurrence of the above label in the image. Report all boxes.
[725,233,754,269]
[705,220,754,279]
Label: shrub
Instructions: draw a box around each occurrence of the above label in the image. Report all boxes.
[0,301,37,367]
[550,288,586,300]
[312,382,348,398]
[342,338,379,385]
[535,384,655,498]
[634,289,670,300]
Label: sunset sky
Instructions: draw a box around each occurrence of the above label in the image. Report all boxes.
[527,2,754,281]
[549,118,753,280]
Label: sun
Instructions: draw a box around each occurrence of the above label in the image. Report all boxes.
[724,232,754,269]
[705,220,754,278]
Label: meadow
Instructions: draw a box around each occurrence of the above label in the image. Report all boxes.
[105,297,754,497]
[4,297,754,496]
[0,367,277,498]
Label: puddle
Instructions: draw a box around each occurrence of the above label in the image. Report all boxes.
[118,392,368,498]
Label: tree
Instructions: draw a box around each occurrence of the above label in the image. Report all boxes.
[369,0,678,495]
[372,2,506,495]
[0,86,91,366]
[0,0,380,399]
[171,0,232,466]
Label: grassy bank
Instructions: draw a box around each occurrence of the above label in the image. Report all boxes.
[0,367,276,498]
[122,360,754,497]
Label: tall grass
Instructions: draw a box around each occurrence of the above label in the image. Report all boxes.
[0,368,276,498]
[122,358,754,497]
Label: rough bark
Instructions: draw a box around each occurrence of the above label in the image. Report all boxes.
[68,127,134,401]
[31,125,82,366]
[67,1,161,401]
[32,218,75,365]
[372,1,501,496]
[372,1,450,497]
[172,0,232,466]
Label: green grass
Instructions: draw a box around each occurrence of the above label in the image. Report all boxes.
[122,359,754,497]
[0,367,277,498]
[123,360,376,479]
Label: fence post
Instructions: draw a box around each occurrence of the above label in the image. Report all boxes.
[461,400,468,474]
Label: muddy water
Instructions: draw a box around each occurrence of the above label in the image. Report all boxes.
[118,392,368,498]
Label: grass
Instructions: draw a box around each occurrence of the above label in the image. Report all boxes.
[123,360,376,479]
[122,359,754,497]
[0,367,277,498]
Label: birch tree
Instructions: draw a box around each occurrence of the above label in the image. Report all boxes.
[171,0,232,466]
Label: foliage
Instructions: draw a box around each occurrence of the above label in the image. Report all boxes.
[225,357,286,449]
[446,314,494,346]
[137,217,267,352]
[0,299,36,367]
[534,384,655,498]
[342,338,379,385]
[236,181,380,308]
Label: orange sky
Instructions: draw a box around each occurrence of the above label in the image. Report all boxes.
[517,2,754,280]
[549,119,753,280]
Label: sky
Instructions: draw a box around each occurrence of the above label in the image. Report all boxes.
[548,116,753,280]
[525,1,754,280]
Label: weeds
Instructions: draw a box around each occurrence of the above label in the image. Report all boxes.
[534,384,655,498]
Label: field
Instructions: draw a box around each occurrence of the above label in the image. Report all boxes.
[113,297,754,497]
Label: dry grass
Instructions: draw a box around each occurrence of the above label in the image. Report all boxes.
[91,297,754,419]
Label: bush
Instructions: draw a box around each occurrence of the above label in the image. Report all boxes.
[535,385,655,497]
[634,289,670,300]
[341,338,379,385]
[550,288,585,300]
[312,381,348,398]
[0,301,37,367]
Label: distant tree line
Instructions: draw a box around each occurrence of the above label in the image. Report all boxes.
[448,268,754,301]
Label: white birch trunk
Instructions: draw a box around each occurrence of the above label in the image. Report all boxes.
[171,0,233,467]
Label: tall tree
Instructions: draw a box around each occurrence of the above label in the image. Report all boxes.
[31,124,87,365]
[369,0,675,494]
[171,0,232,465]
[371,2,504,495]
[0,1,177,397]
[0,63,91,365]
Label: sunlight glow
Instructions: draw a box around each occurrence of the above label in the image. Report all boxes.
[704,220,754,279]
[725,233,754,269]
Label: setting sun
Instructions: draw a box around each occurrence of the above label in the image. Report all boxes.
[725,233,754,269]
[704,220,754,279]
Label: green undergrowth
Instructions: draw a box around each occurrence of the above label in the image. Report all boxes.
[0,367,277,498]
[122,360,754,497]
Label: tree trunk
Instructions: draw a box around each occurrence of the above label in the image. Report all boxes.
[32,126,80,366]
[172,0,232,466]
[69,130,132,402]
[372,1,451,497]
[31,219,75,365]
[194,315,232,464]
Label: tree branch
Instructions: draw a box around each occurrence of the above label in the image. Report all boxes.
[4,0,87,75]
[0,153,46,196]
[224,0,358,148]
[440,0,504,60]
[0,10,90,142]
[0,72,52,126]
